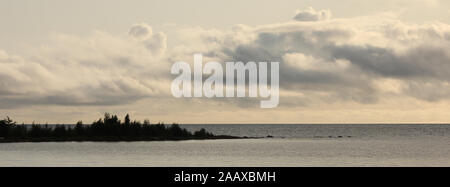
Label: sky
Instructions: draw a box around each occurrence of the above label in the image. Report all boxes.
[1,0,450,124]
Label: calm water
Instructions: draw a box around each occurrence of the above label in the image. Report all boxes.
[0,124,449,167]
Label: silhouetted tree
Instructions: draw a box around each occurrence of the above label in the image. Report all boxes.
[75,121,84,136]
[53,125,67,137]
[124,114,131,126]
[0,117,16,138]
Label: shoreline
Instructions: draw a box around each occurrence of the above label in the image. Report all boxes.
[0,135,255,144]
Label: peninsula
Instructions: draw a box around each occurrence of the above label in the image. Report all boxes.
[0,113,243,143]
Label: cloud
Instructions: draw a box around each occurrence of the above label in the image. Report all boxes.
[293,7,332,22]
[180,10,450,105]
[0,25,170,108]
[129,23,153,39]
[130,23,168,56]
[2,8,450,111]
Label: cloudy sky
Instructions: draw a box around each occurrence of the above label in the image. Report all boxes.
[1,0,450,124]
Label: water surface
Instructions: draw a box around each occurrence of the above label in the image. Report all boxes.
[0,124,449,166]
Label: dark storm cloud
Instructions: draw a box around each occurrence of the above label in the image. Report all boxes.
[329,45,450,79]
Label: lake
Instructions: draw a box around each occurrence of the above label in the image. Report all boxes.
[0,124,449,166]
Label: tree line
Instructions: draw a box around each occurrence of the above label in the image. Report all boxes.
[0,113,216,142]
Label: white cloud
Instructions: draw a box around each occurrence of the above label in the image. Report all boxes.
[283,53,350,72]
[2,8,450,112]
[293,7,332,22]
[0,24,170,108]
[130,23,168,56]
[129,23,153,39]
